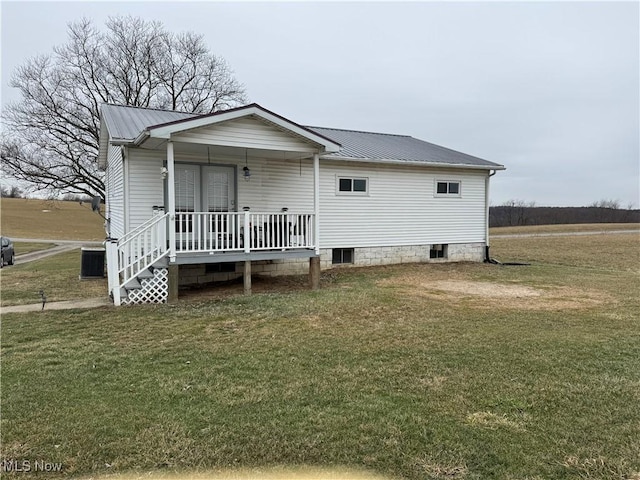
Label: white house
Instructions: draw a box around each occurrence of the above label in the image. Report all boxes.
[98,103,505,305]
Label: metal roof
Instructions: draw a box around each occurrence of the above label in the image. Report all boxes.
[100,104,504,169]
[308,126,501,168]
[101,104,194,141]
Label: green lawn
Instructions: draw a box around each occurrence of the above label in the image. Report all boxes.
[0,249,107,306]
[490,222,640,235]
[13,242,56,255]
[1,233,639,479]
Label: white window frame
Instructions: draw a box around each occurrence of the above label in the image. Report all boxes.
[434,179,461,197]
[336,176,369,196]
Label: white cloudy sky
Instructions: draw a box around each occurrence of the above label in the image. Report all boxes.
[1,1,638,207]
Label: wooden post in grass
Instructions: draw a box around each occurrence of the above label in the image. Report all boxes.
[168,264,179,303]
[244,260,252,295]
[309,256,320,290]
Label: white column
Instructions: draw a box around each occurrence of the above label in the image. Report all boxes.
[167,141,177,262]
[313,153,320,255]
[105,239,121,306]
[244,211,251,253]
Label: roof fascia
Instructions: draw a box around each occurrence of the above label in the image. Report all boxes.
[145,106,342,153]
[320,155,506,171]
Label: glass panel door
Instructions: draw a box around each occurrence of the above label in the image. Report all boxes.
[202,166,236,249]
[203,166,235,212]
[174,165,200,247]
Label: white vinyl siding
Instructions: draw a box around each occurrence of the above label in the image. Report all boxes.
[320,161,487,248]
[124,148,315,230]
[236,158,314,212]
[126,149,165,230]
[122,147,487,248]
[105,144,124,238]
[171,117,317,153]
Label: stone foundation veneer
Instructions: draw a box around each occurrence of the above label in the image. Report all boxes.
[178,242,485,286]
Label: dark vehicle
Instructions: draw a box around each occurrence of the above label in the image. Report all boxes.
[1,236,15,268]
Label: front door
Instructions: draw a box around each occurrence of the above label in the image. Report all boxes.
[202,166,237,249]
[174,164,200,247]
[202,166,235,213]
[173,164,236,250]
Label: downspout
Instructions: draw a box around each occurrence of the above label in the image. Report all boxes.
[484,169,497,262]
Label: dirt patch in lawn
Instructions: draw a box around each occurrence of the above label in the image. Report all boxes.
[379,276,609,310]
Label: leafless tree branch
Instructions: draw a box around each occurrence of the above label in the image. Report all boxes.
[1,15,247,199]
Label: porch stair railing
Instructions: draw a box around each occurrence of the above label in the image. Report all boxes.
[105,212,170,306]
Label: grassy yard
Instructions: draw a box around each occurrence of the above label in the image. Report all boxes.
[490,222,640,235]
[1,232,639,479]
[13,242,56,255]
[0,249,107,306]
[0,197,105,240]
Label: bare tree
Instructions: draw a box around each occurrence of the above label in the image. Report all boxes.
[1,16,247,199]
[0,184,24,198]
[588,199,621,209]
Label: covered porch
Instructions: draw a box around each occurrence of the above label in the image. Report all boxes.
[106,104,341,305]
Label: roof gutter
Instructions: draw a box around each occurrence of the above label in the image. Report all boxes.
[319,155,506,171]
[133,131,150,146]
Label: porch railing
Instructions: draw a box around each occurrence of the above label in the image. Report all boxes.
[106,212,170,306]
[105,211,315,305]
[175,212,315,253]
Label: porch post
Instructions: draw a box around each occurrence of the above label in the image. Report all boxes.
[243,260,252,295]
[167,141,176,262]
[313,153,320,255]
[168,264,179,303]
[105,239,121,306]
[309,256,320,290]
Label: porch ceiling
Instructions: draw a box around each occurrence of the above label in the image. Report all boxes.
[141,140,317,161]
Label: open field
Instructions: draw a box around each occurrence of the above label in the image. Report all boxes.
[490,222,640,235]
[0,197,105,240]
[1,231,639,479]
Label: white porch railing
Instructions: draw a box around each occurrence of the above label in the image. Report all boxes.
[175,212,315,253]
[106,211,315,305]
[106,212,170,306]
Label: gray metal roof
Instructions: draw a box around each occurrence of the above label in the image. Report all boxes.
[100,104,503,169]
[308,126,501,168]
[101,104,194,141]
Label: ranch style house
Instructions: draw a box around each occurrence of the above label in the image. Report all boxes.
[98,103,505,305]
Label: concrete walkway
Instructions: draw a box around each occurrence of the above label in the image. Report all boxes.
[12,237,104,265]
[11,237,104,244]
[1,297,112,314]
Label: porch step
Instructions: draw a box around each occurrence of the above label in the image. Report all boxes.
[137,268,155,279]
[152,257,169,268]
[123,277,142,290]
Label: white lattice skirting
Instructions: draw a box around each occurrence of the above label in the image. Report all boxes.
[122,267,168,305]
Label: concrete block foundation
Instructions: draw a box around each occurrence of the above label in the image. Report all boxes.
[177,242,486,287]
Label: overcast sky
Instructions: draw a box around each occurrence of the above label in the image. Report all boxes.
[2,1,639,207]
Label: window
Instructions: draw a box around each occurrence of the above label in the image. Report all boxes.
[435,181,461,196]
[337,177,368,194]
[430,244,448,259]
[332,248,354,264]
